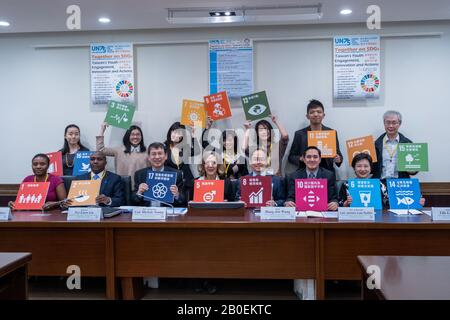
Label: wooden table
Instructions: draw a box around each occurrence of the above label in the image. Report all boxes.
[0,252,32,299]
[358,256,450,300]
[1,210,450,299]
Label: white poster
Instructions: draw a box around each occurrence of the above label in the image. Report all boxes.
[333,35,380,100]
[209,39,253,98]
[90,43,134,105]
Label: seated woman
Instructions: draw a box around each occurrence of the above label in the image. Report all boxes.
[197,151,235,202]
[339,152,425,208]
[222,129,248,180]
[97,122,148,187]
[9,154,69,211]
[60,124,90,176]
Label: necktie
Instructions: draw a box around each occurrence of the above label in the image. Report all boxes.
[308,173,315,179]
[93,174,100,180]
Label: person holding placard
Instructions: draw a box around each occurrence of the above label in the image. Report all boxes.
[236,149,286,207]
[222,130,248,180]
[242,115,289,176]
[60,124,90,176]
[288,100,343,173]
[97,122,147,187]
[197,151,235,201]
[285,146,338,211]
[133,142,185,207]
[372,110,418,179]
[9,154,70,211]
[77,151,124,207]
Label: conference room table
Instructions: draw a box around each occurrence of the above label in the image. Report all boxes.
[0,209,449,299]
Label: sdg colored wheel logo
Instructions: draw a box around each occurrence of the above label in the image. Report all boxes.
[116,80,134,98]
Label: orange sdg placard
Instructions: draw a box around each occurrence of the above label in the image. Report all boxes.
[204,91,232,121]
[193,180,224,202]
[346,135,377,165]
[181,99,206,128]
[307,130,337,158]
[14,182,50,210]
[67,180,101,206]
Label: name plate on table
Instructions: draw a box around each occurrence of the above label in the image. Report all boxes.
[431,207,450,221]
[338,207,375,221]
[260,207,296,220]
[0,207,12,221]
[132,207,167,220]
[67,207,102,221]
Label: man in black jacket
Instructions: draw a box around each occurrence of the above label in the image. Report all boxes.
[288,99,343,173]
[372,110,418,179]
[285,146,338,211]
[133,142,185,207]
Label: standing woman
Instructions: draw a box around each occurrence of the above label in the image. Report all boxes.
[97,122,147,187]
[9,154,69,211]
[242,115,289,176]
[222,130,248,180]
[164,122,197,200]
[60,124,89,176]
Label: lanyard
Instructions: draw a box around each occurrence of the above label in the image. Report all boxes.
[91,171,106,180]
[383,137,398,160]
[34,174,49,183]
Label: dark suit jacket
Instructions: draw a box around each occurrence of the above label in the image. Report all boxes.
[288,125,343,173]
[132,166,186,207]
[286,167,338,203]
[77,171,124,207]
[372,132,416,179]
[236,174,286,207]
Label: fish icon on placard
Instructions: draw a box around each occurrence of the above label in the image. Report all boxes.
[397,197,414,206]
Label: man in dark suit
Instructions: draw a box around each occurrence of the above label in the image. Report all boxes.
[288,99,343,173]
[285,146,338,211]
[133,142,185,207]
[77,151,124,207]
[372,110,418,179]
[236,149,286,206]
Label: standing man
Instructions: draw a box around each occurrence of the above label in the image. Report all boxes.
[285,146,338,211]
[372,110,417,179]
[77,151,124,207]
[133,142,186,207]
[288,99,343,173]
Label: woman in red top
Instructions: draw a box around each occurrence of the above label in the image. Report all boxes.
[9,154,69,211]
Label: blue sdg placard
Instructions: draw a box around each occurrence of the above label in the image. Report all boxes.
[145,171,177,204]
[348,179,382,210]
[72,151,94,176]
[386,178,422,209]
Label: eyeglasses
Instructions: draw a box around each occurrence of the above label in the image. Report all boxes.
[384,120,400,126]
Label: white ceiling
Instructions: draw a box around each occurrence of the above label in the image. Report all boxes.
[0,0,450,33]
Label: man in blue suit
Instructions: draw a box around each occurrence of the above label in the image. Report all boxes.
[237,149,286,206]
[77,151,124,207]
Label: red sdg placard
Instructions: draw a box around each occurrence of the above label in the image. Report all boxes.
[14,182,50,210]
[240,176,272,208]
[193,180,224,202]
[47,151,63,176]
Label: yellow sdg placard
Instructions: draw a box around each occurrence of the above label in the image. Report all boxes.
[307,130,337,158]
[181,99,206,128]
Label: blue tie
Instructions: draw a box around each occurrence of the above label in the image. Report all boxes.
[93,174,100,180]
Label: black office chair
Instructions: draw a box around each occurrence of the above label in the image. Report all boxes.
[61,175,77,193]
[120,175,132,206]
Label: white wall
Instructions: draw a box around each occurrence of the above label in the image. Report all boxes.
[1,21,449,183]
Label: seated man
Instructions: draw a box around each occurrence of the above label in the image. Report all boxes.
[285,146,338,211]
[236,149,285,207]
[77,151,124,207]
[133,142,185,207]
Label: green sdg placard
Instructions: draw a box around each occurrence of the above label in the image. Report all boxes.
[397,143,428,172]
[105,101,136,129]
[241,91,271,121]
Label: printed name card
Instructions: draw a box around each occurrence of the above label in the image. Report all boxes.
[0,207,12,221]
[67,207,102,221]
[338,207,375,221]
[431,207,450,221]
[259,207,296,220]
[132,207,167,220]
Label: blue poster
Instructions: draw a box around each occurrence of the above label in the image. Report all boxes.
[209,39,253,98]
[348,179,382,210]
[145,170,177,204]
[72,151,94,176]
[386,178,422,209]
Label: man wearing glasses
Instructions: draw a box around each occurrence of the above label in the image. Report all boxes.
[372,110,418,179]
